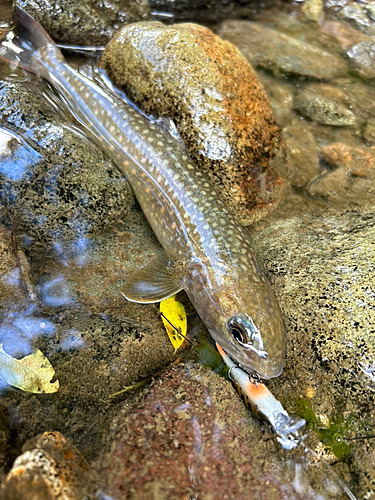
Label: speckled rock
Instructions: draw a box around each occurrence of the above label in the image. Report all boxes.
[99,21,288,226]
[293,86,358,126]
[282,125,320,188]
[253,209,375,499]
[218,20,348,80]
[15,0,151,46]
[306,142,375,205]
[301,0,324,23]
[95,363,337,500]
[0,82,134,244]
[1,431,89,500]
[347,41,375,80]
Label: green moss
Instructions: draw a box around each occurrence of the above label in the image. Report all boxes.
[296,398,352,459]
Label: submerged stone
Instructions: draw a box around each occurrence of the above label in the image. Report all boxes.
[293,86,358,126]
[15,0,151,46]
[95,363,334,499]
[283,125,319,188]
[0,82,134,244]
[307,142,375,205]
[99,21,288,226]
[254,209,375,498]
[347,41,375,80]
[301,0,324,23]
[363,118,375,145]
[218,20,348,80]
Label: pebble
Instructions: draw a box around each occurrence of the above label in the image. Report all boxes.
[347,41,375,80]
[218,20,348,80]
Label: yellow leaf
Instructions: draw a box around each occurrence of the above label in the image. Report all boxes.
[160,296,187,351]
[0,345,59,393]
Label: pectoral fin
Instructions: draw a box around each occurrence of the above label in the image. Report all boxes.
[121,251,184,303]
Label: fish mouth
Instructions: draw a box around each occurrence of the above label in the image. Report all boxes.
[209,330,283,379]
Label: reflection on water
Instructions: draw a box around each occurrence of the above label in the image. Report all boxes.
[39,274,76,308]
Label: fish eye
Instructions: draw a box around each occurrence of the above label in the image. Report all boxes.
[227,316,268,359]
[228,316,254,345]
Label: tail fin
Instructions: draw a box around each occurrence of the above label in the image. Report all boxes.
[0,7,64,78]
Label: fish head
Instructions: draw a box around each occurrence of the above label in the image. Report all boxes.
[185,259,286,378]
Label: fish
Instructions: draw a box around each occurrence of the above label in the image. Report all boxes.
[216,343,305,449]
[0,8,287,378]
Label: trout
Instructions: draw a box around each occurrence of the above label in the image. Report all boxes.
[0,8,286,378]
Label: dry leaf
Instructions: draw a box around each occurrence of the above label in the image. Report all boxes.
[160,296,187,351]
[0,344,59,393]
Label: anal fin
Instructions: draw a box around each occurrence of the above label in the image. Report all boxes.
[121,250,184,303]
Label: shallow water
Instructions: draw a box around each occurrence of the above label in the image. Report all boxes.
[0,0,375,498]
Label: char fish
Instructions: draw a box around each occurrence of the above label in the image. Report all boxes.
[0,8,286,378]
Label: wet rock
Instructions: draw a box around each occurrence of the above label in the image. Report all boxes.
[347,41,375,80]
[293,85,357,126]
[95,363,333,499]
[307,142,375,204]
[1,431,89,500]
[253,209,375,499]
[218,20,348,80]
[257,72,294,128]
[363,118,375,145]
[283,125,319,188]
[367,2,375,22]
[100,21,288,225]
[0,405,11,481]
[0,82,134,244]
[0,0,13,42]
[0,307,174,461]
[337,2,375,37]
[301,0,324,23]
[321,20,372,50]
[0,223,35,308]
[15,0,151,46]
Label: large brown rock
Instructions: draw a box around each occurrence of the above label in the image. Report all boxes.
[100,22,288,225]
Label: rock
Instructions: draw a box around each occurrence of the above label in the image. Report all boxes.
[0,83,134,244]
[1,431,89,500]
[337,3,375,37]
[100,21,288,226]
[321,20,372,50]
[253,209,375,499]
[257,72,294,128]
[293,86,357,126]
[0,0,12,42]
[283,125,320,188]
[347,41,375,80]
[366,2,375,22]
[363,118,375,145]
[301,0,324,23]
[15,0,151,46]
[95,363,334,499]
[307,142,375,204]
[0,306,175,461]
[0,223,35,308]
[218,20,348,80]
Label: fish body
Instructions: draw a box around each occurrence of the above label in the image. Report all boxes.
[0,9,286,378]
